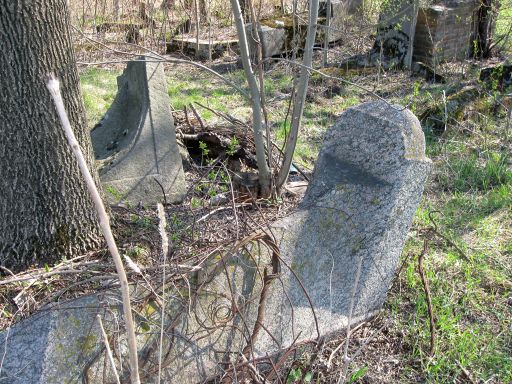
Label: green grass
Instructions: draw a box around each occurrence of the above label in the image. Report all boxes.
[496,0,512,52]
[438,152,512,192]
[389,118,512,382]
[80,68,119,129]
[166,70,249,120]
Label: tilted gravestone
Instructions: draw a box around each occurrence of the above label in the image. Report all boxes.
[0,102,430,383]
[0,294,118,383]
[91,57,186,205]
[160,101,431,380]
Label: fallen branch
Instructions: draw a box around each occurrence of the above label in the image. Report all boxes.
[418,238,436,356]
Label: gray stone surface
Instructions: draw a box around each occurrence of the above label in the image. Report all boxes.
[162,101,431,380]
[245,23,288,58]
[413,0,478,65]
[0,293,120,384]
[261,101,430,346]
[91,57,186,205]
[1,102,430,383]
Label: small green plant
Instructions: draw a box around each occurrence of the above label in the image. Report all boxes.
[106,185,123,201]
[190,197,201,209]
[219,170,229,183]
[411,80,421,113]
[287,368,301,383]
[199,141,209,156]
[226,136,239,156]
[131,215,152,229]
[208,170,217,181]
[348,365,369,383]
[286,367,313,384]
[199,140,210,164]
[126,245,147,260]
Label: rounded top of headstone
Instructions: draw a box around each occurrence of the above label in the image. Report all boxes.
[346,101,426,160]
[302,101,429,204]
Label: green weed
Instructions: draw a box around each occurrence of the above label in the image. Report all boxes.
[438,152,512,192]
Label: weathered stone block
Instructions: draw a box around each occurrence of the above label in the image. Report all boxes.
[245,23,288,58]
[375,0,418,68]
[0,294,118,383]
[163,101,431,378]
[413,0,478,65]
[91,57,186,205]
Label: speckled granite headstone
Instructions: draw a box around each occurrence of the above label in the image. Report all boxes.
[91,57,186,204]
[255,100,431,350]
[0,293,122,384]
[156,101,432,381]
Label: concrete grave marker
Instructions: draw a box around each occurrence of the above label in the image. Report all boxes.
[0,102,430,383]
[91,57,186,205]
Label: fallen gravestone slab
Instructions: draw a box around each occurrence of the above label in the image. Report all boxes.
[157,100,432,381]
[91,57,186,205]
[0,102,430,383]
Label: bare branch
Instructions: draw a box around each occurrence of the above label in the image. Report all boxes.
[46,76,140,384]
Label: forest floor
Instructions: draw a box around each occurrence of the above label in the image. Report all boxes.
[1,25,511,383]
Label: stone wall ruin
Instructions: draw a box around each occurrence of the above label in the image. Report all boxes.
[413,0,480,65]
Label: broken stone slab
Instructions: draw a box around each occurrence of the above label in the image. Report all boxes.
[159,100,432,381]
[167,37,239,59]
[91,57,186,205]
[261,101,431,346]
[0,293,121,384]
[245,22,288,58]
[0,102,430,383]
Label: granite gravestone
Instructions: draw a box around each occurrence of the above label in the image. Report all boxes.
[156,100,432,380]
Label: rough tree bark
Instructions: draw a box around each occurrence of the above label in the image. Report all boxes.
[0,0,103,271]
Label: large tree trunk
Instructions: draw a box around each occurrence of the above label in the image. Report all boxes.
[0,0,103,271]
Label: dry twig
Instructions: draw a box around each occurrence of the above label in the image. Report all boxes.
[46,76,140,384]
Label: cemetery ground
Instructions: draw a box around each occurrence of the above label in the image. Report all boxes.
[3,54,512,383]
[83,56,512,382]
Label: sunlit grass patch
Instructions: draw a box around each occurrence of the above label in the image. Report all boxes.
[166,70,249,121]
[80,68,119,128]
[437,151,512,192]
